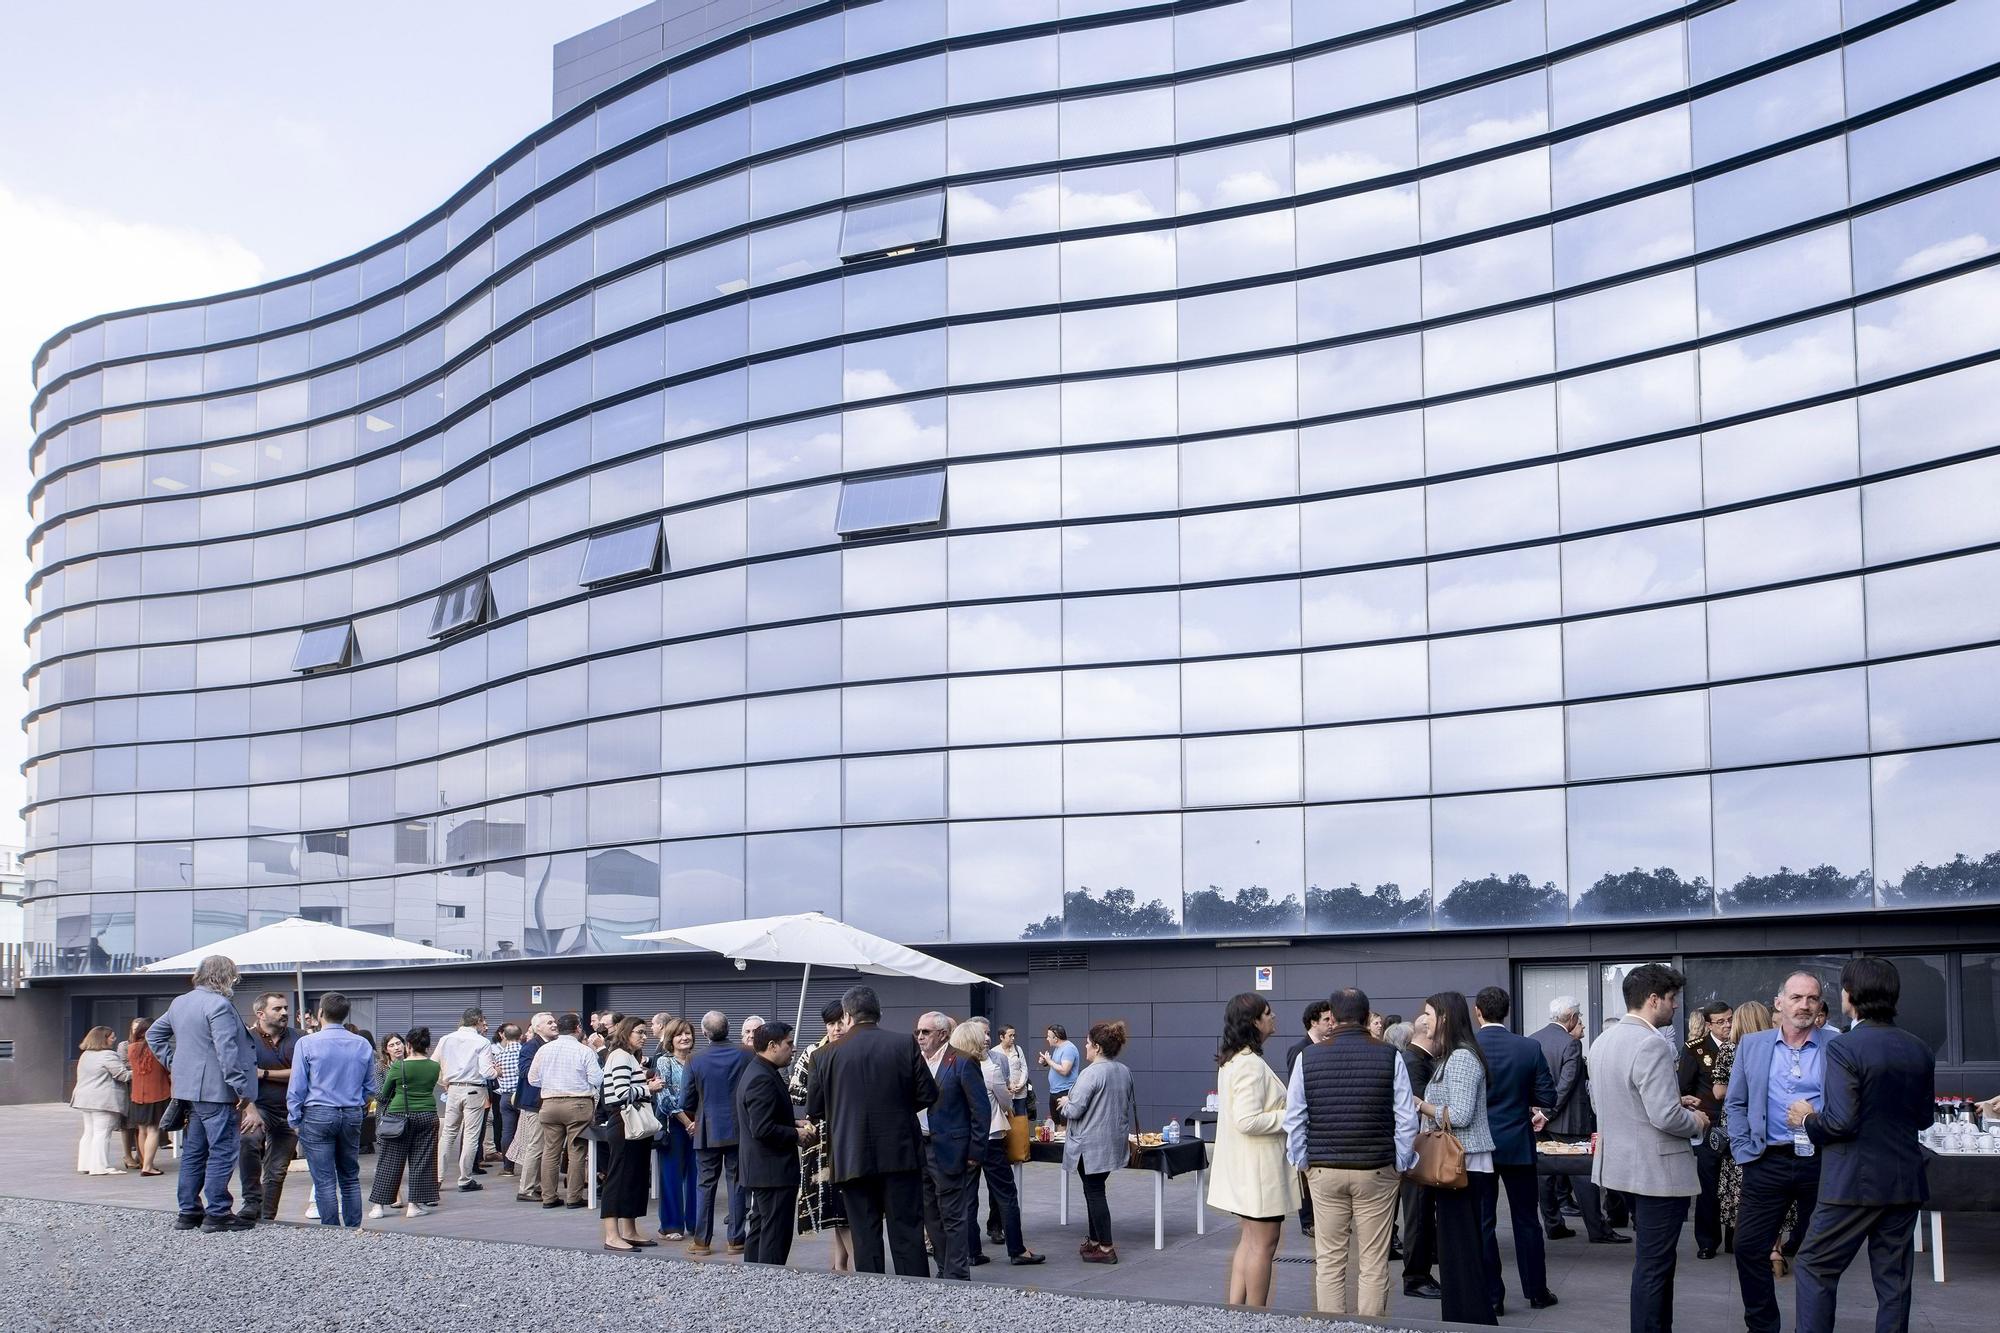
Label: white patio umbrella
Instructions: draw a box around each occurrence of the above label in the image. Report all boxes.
[625,911,1000,1032]
[140,917,462,1023]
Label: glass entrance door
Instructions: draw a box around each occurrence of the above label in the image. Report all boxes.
[1519,963,1591,1046]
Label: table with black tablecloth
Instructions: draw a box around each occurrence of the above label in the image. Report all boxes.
[1915,1146,2000,1282]
[1019,1138,1212,1249]
[1534,1149,1594,1177]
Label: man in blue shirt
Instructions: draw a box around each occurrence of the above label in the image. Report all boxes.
[1039,1025,1080,1122]
[1723,972,1831,1333]
[287,992,380,1228]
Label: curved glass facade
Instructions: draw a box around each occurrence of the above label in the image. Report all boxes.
[21,0,2000,976]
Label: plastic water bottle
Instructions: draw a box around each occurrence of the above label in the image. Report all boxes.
[1164,1119,1181,1146]
[1792,1129,1815,1157]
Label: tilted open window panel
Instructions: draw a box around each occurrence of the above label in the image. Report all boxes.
[835,468,947,537]
[578,520,665,586]
[838,189,946,262]
[291,623,356,674]
[428,575,492,639]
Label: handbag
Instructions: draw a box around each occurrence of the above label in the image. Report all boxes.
[159,1098,189,1135]
[1005,1113,1031,1164]
[376,1061,410,1141]
[621,1101,663,1140]
[1409,1106,1469,1190]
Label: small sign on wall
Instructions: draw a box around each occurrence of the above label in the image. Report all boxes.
[1254,966,1273,991]
[530,985,544,1005]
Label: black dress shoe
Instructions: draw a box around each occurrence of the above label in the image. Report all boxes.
[542,1200,565,1209]
[1547,1224,1576,1239]
[566,1199,589,1208]
[1698,1247,1717,1259]
[1530,1292,1560,1310]
[1590,1231,1633,1245]
[1493,1301,1507,1318]
[172,1213,203,1230]
[458,1179,482,1192]
[1403,1279,1442,1300]
[986,1230,1005,1247]
[1010,1252,1047,1266]
[233,1210,261,1224]
[970,1253,992,1266]
[200,1214,254,1233]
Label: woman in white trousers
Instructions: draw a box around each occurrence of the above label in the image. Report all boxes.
[72,1027,132,1175]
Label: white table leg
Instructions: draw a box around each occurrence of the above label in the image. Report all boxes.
[1059,1161,1069,1227]
[1196,1167,1207,1236]
[587,1138,599,1211]
[1931,1211,1945,1283]
[1153,1171,1165,1250]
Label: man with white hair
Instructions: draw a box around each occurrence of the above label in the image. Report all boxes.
[146,954,260,1232]
[1530,996,1628,1246]
[741,1015,765,1052]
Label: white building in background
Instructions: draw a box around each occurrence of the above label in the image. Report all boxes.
[0,847,26,946]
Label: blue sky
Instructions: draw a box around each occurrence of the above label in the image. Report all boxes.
[0,2,641,843]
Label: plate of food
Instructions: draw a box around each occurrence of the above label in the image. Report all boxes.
[1135,1132,1165,1148]
[1536,1140,1593,1155]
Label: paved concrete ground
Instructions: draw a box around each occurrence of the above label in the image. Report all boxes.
[4,1102,1991,1331]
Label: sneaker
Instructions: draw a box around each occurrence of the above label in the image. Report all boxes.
[200,1215,254,1233]
[1081,1242,1118,1265]
[366,1205,387,1220]
[725,1241,745,1255]
[305,1202,319,1221]
[171,1213,203,1231]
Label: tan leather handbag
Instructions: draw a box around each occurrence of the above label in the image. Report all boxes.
[1006,1113,1031,1164]
[1409,1107,1469,1189]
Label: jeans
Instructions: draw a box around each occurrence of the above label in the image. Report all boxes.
[237,1103,298,1219]
[496,1093,520,1156]
[177,1100,241,1219]
[694,1145,743,1245]
[656,1118,697,1232]
[1077,1165,1112,1246]
[1734,1149,1822,1333]
[297,1104,364,1227]
[1630,1193,1691,1333]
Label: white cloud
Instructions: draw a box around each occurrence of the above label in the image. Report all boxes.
[0,183,265,846]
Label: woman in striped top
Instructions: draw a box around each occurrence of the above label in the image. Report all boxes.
[600,1016,663,1253]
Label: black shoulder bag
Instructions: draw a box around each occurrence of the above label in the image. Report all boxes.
[377,1060,411,1141]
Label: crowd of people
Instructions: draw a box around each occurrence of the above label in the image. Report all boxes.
[72,952,1985,1333]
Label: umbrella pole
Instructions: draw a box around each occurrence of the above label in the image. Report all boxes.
[296,965,306,1030]
[794,963,810,1035]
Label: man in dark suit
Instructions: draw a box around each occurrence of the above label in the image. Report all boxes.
[1788,957,1935,1333]
[916,1012,990,1280]
[682,1010,751,1256]
[1530,995,1630,1246]
[734,1021,811,1266]
[1679,1001,1731,1257]
[1473,986,1561,1314]
[806,984,939,1276]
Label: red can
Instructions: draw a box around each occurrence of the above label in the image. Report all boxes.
[1590,1132,1600,1156]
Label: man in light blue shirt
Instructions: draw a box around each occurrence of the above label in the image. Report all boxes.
[1039,1025,1080,1120]
[1724,972,1831,1333]
[287,992,379,1228]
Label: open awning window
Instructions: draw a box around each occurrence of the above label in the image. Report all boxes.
[291,623,356,673]
[428,575,492,639]
[835,468,947,538]
[838,190,946,262]
[578,520,665,586]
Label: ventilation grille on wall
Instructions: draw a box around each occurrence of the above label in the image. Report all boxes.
[0,1040,14,1059]
[1028,949,1088,972]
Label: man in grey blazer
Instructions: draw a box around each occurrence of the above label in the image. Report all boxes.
[1587,963,1709,1333]
[146,954,259,1232]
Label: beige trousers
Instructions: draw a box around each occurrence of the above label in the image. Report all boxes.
[1306,1164,1402,1316]
[510,1108,543,1195]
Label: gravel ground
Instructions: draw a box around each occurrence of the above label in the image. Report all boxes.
[0,1197,1411,1333]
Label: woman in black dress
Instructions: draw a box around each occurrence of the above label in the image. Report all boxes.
[599,1016,662,1253]
[789,999,853,1271]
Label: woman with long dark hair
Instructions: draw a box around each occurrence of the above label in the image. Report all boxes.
[1207,993,1294,1307]
[368,1027,441,1219]
[1413,991,1498,1325]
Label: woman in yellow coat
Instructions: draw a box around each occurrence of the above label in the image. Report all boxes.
[1206,992,1297,1307]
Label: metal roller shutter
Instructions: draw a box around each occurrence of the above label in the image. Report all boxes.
[681,981,778,1032]
[595,983,686,1021]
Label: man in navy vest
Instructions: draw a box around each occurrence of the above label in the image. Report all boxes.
[1284,987,1417,1317]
